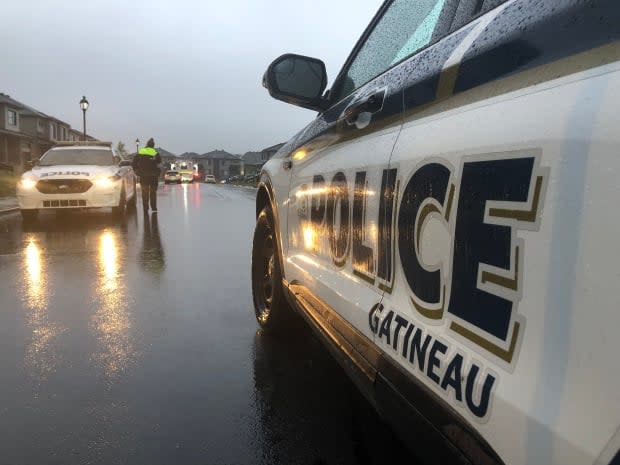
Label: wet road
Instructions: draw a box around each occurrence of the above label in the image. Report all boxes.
[0,183,412,465]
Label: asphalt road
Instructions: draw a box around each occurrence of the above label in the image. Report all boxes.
[0,183,413,465]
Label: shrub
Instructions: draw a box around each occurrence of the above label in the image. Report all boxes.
[0,172,18,197]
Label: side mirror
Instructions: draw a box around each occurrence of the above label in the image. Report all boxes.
[27,159,39,168]
[119,160,133,167]
[263,54,328,112]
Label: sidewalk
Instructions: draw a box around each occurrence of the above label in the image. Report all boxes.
[0,196,18,214]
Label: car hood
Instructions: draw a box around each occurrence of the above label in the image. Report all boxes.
[23,165,119,180]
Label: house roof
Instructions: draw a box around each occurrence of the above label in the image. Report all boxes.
[178,151,200,159]
[156,147,178,158]
[261,142,285,153]
[198,150,240,160]
[242,151,263,164]
[0,92,28,109]
[0,92,47,117]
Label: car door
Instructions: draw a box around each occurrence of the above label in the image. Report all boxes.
[375,1,620,464]
[284,0,458,345]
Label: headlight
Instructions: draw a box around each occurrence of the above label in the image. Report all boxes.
[93,175,121,188]
[19,178,37,190]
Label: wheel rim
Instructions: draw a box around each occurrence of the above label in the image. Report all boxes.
[256,230,275,324]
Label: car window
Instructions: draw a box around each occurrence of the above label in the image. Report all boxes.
[449,0,508,32]
[39,149,115,166]
[333,0,452,101]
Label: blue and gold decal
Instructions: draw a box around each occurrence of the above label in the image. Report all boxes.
[298,150,549,385]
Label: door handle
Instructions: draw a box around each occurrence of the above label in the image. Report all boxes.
[342,89,385,125]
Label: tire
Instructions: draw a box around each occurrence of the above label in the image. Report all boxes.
[251,207,293,330]
[112,186,126,217]
[21,209,38,222]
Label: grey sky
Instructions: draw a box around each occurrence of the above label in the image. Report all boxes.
[1,0,382,155]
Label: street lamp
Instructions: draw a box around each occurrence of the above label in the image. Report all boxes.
[135,138,140,154]
[79,96,89,141]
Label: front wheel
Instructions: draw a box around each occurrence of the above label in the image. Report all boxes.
[112,186,126,217]
[251,207,294,331]
[127,182,137,210]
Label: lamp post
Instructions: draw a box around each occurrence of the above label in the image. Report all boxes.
[79,96,89,141]
[135,138,140,154]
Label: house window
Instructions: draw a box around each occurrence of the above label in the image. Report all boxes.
[50,123,57,140]
[7,109,17,127]
[37,119,44,132]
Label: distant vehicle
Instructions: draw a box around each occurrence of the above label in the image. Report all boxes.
[193,172,203,182]
[16,141,137,221]
[254,1,620,465]
[164,170,181,184]
[204,174,216,184]
[178,170,194,183]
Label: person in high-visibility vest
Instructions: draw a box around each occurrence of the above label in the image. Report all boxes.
[132,137,162,213]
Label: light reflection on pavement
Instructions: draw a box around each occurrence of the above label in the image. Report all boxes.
[0,184,412,465]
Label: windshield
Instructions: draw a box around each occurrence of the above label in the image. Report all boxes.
[166,171,178,175]
[39,149,115,166]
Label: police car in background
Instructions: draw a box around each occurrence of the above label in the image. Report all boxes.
[252,1,620,464]
[17,141,137,221]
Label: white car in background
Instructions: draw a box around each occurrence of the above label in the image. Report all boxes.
[17,142,137,221]
[164,170,182,184]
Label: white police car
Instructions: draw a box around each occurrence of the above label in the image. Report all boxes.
[252,1,620,464]
[17,142,137,220]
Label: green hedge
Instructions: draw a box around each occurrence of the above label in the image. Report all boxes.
[0,172,18,197]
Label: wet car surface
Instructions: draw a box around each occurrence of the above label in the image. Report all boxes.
[0,183,412,465]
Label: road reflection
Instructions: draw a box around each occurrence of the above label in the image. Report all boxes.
[92,229,134,380]
[20,237,65,385]
[252,326,366,464]
[139,212,165,275]
[9,210,141,384]
[251,323,414,464]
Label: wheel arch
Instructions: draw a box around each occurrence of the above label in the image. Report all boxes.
[256,178,287,284]
[256,183,270,220]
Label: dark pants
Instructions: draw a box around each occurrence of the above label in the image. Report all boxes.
[140,175,159,211]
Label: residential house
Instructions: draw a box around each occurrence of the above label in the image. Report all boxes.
[69,128,82,142]
[156,147,178,171]
[19,109,54,162]
[241,143,285,176]
[0,93,36,171]
[241,151,263,176]
[260,143,285,161]
[196,150,241,180]
[0,92,94,172]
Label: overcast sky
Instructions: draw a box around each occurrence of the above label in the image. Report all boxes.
[1,0,382,155]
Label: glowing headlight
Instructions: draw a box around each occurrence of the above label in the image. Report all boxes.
[19,178,37,189]
[94,175,121,188]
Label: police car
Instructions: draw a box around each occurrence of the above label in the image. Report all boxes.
[17,141,137,220]
[252,1,620,464]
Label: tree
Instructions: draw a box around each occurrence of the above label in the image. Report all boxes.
[116,141,128,156]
